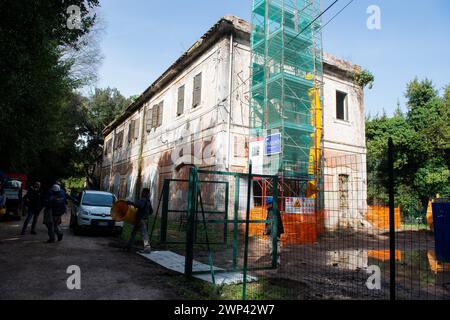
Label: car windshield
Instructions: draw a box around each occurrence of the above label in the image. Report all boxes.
[82,193,115,207]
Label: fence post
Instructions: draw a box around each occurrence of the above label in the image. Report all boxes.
[242,162,253,300]
[272,175,279,268]
[388,138,396,301]
[185,167,197,277]
[232,175,240,271]
[160,179,170,244]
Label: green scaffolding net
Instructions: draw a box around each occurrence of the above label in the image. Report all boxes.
[250,0,323,179]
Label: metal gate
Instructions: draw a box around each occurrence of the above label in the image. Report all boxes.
[151,166,280,295]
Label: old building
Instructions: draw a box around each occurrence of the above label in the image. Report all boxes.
[101,16,367,230]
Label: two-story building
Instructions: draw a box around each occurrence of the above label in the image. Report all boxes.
[101,16,368,230]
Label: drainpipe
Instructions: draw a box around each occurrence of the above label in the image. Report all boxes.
[135,106,147,200]
[109,128,117,193]
[226,32,234,171]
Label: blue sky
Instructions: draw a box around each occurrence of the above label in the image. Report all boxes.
[96,0,450,116]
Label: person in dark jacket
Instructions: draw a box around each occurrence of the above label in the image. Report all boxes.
[126,188,153,253]
[21,181,43,235]
[264,197,284,266]
[44,184,67,243]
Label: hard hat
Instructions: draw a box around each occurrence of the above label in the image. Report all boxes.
[51,184,61,192]
[266,197,273,205]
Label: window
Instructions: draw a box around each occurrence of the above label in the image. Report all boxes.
[146,107,153,132]
[336,91,348,121]
[81,193,115,207]
[104,139,112,155]
[193,73,202,108]
[157,101,163,127]
[134,118,140,139]
[114,131,124,150]
[177,85,185,116]
[338,174,349,210]
[128,120,136,143]
[233,136,246,157]
[152,105,159,128]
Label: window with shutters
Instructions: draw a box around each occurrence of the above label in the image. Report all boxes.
[157,101,163,127]
[152,105,158,128]
[114,131,124,150]
[134,118,140,139]
[177,85,185,116]
[105,139,112,155]
[128,120,135,144]
[193,73,202,108]
[146,107,153,132]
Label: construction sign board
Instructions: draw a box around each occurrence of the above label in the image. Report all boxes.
[285,197,315,214]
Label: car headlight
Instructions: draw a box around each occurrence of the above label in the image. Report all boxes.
[79,209,90,216]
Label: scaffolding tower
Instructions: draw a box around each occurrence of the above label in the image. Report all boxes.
[250,0,324,213]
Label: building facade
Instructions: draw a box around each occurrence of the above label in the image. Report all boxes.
[101,16,367,230]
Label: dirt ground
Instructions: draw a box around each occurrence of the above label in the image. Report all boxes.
[253,230,450,300]
[0,213,183,300]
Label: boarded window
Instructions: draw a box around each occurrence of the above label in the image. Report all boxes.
[146,107,153,132]
[193,73,202,108]
[339,174,349,210]
[177,85,185,116]
[158,101,163,127]
[336,91,348,121]
[233,136,246,157]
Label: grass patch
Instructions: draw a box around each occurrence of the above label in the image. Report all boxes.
[168,276,300,300]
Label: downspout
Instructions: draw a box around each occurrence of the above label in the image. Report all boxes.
[226,32,234,171]
[109,128,117,192]
[135,106,147,200]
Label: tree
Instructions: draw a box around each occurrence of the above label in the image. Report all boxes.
[76,88,130,188]
[366,78,450,217]
[0,0,100,185]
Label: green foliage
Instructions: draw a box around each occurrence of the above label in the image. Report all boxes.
[353,70,375,89]
[76,88,130,188]
[0,0,100,186]
[367,79,450,217]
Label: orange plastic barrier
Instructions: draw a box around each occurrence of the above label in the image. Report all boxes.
[426,201,433,230]
[281,213,318,245]
[365,205,401,230]
[249,208,267,237]
[249,208,321,245]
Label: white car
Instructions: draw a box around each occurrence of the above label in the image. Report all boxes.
[70,190,123,234]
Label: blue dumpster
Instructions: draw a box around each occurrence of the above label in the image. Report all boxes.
[432,201,450,262]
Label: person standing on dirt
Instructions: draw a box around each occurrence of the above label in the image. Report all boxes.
[43,184,67,243]
[21,181,43,235]
[264,197,284,266]
[125,188,153,253]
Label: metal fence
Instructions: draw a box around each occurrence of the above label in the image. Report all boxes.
[146,139,449,300]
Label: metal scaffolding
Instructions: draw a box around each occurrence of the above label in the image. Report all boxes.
[250,0,323,180]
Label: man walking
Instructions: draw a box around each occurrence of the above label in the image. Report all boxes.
[264,197,284,266]
[126,188,153,253]
[44,184,67,243]
[21,181,43,235]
